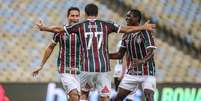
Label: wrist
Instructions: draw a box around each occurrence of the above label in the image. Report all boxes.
[40,26,45,31]
[39,64,44,68]
[141,25,146,30]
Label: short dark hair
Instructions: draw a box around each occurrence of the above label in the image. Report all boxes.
[129,9,141,22]
[85,3,98,16]
[67,7,80,17]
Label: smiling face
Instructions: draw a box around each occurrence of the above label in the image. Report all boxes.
[67,10,80,25]
[125,9,141,26]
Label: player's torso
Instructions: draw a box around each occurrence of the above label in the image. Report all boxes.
[57,32,82,74]
[125,31,155,76]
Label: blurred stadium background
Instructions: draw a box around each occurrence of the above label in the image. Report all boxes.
[0,0,201,101]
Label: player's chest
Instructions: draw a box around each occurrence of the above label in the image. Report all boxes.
[60,33,79,41]
[125,34,145,46]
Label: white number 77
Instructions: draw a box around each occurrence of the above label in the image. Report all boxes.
[85,32,103,50]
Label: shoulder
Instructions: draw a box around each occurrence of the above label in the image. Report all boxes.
[65,21,87,29]
[141,30,152,36]
[96,20,112,24]
[141,30,151,34]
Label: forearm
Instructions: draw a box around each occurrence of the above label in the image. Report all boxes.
[40,26,64,33]
[121,55,127,75]
[40,47,54,67]
[109,53,123,59]
[126,25,145,33]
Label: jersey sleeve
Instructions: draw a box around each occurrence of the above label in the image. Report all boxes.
[106,21,121,33]
[51,33,59,44]
[143,30,157,49]
[64,24,79,34]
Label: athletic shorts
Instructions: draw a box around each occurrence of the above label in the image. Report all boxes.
[119,74,156,92]
[60,73,80,94]
[79,72,111,97]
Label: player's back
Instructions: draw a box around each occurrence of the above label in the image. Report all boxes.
[65,19,120,72]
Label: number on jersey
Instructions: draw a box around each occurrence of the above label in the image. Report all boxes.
[85,32,103,50]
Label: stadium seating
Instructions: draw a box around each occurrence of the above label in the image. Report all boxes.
[0,0,200,83]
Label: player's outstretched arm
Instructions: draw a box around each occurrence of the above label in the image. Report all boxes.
[36,20,64,33]
[120,20,156,33]
[32,42,56,76]
[109,47,126,59]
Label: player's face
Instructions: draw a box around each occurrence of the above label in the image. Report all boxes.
[67,10,80,24]
[125,11,139,25]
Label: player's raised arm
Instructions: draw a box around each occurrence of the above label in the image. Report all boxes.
[36,20,65,33]
[119,20,156,33]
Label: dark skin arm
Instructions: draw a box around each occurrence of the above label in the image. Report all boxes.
[118,53,128,80]
[109,47,126,59]
[109,47,155,66]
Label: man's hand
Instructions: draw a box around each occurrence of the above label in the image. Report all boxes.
[143,20,156,31]
[32,66,43,77]
[36,20,45,31]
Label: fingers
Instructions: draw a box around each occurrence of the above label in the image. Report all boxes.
[32,71,38,77]
[36,20,44,26]
[144,20,156,31]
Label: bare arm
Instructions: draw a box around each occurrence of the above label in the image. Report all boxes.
[40,42,56,67]
[32,42,56,76]
[109,47,126,59]
[119,20,156,33]
[36,20,64,33]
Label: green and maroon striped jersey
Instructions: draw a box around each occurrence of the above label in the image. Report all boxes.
[121,30,156,76]
[64,19,120,72]
[52,28,82,74]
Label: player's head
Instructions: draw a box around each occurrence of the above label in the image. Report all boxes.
[126,9,141,25]
[67,7,80,25]
[85,3,98,17]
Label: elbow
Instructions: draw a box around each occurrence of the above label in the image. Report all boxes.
[116,53,124,59]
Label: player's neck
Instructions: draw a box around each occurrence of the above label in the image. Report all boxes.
[87,16,96,20]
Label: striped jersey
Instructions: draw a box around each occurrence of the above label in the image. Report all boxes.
[64,19,120,72]
[121,30,156,76]
[52,26,82,74]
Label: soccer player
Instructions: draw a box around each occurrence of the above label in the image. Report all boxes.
[109,9,157,101]
[35,4,156,101]
[32,7,81,101]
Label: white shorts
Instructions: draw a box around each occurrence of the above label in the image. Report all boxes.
[119,74,156,92]
[60,73,80,94]
[79,72,111,97]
